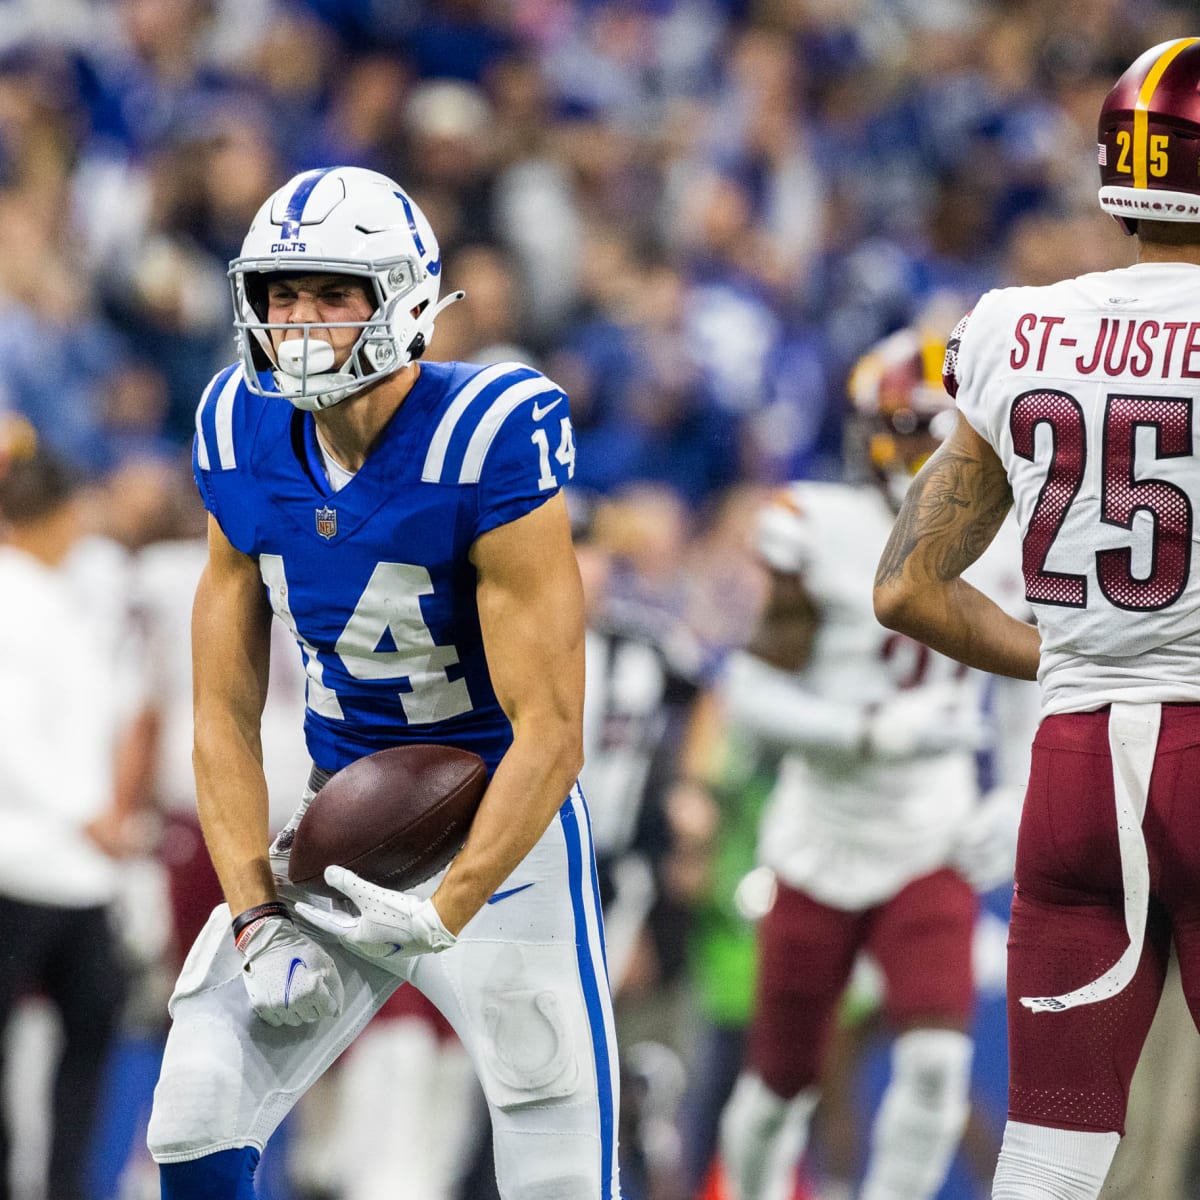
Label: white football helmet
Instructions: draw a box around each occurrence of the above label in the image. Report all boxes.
[229,166,463,410]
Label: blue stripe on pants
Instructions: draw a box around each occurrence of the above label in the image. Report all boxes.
[560,793,617,1197]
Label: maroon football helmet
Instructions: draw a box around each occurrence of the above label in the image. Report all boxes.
[1098,37,1200,234]
[848,327,954,504]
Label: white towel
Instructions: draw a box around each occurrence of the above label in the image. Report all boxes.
[1021,701,1160,1014]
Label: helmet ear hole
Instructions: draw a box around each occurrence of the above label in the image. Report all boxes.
[406,298,430,360]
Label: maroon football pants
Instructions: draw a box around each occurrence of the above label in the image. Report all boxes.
[746,868,976,1098]
[1008,704,1200,1134]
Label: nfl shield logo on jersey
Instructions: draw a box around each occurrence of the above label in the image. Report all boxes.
[315,505,337,540]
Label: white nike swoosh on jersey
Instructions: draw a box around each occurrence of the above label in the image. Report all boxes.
[531,398,562,420]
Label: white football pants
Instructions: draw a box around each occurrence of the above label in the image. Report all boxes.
[147,787,621,1200]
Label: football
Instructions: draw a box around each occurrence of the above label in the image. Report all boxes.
[288,744,488,893]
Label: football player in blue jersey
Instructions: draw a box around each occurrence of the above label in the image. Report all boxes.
[145,166,622,1200]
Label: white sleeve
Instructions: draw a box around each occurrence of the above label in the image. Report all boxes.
[721,650,864,754]
[723,651,990,764]
[946,290,1012,452]
[0,622,113,829]
[755,489,814,575]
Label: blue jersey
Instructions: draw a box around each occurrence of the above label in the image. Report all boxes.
[192,359,577,773]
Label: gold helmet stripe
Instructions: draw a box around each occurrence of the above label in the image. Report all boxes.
[1134,37,1199,189]
[920,335,944,387]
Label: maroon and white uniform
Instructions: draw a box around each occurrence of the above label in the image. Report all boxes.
[755,481,1027,908]
[745,481,1032,1095]
[950,261,1200,1134]
[952,263,1200,715]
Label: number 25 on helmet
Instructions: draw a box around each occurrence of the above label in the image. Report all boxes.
[1098,37,1200,235]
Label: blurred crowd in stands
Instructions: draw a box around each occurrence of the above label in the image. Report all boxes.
[2,0,1181,508]
[3,2,1200,1199]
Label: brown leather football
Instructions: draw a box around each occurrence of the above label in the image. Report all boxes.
[288,744,488,892]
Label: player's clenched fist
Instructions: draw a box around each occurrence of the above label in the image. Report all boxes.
[236,912,343,1027]
[296,866,456,971]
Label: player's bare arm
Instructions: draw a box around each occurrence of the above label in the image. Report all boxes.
[873,414,1039,680]
[191,513,276,914]
[430,491,586,934]
[747,567,819,672]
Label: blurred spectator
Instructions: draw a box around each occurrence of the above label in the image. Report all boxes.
[683,26,828,287]
[576,485,718,999]
[0,431,137,1200]
[403,77,498,256]
[401,0,516,85]
[673,746,775,1200]
[69,0,232,159]
[0,187,131,474]
[492,122,584,338]
[302,52,412,175]
[434,242,538,365]
[0,51,79,205]
[72,128,247,443]
[227,4,340,163]
[547,227,652,494]
[575,485,725,1200]
[625,257,745,507]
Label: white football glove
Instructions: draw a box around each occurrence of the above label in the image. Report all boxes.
[294,866,456,974]
[952,784,1024,892]
[862,688,988,763]
[238,915,344,1027]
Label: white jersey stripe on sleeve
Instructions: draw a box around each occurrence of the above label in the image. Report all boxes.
[421,362,527,483]
[214,368,242,471]
[458,378,558,484]
[193,372,221,471]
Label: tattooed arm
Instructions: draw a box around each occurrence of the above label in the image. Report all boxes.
[873,414,1040,681]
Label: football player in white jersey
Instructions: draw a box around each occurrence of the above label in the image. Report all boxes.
[145,167,620,1200]
[718,329,1036,1200]
[874,37,1200,1200]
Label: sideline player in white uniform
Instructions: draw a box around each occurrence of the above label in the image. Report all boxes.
[874,37,1200,1200]
[718,329,1035,1200]
[144,167,621,1200]
[0,429,133,1200]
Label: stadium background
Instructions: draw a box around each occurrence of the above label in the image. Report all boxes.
[2,1,1199,1198]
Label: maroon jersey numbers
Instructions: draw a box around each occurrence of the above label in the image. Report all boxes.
[1010,390,1193,612]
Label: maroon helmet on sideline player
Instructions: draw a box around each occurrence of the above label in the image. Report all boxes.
[847,327,955,507]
